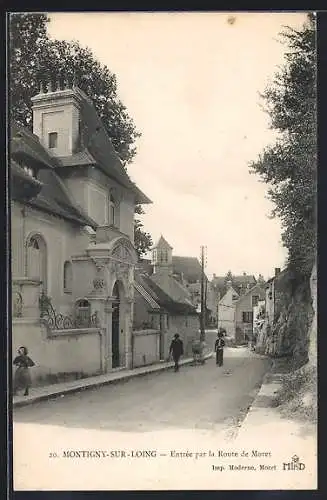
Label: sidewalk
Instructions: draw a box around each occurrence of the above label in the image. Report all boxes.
[13,351,213,408]
[236,361,317,489]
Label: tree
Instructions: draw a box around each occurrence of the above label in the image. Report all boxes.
[134,205,153,258]
[9,13,49,126]
[225,270,233,282]
[250,15,317,417]
[9,13,140,166]
[249,14,316,278]
[10,13,153,256]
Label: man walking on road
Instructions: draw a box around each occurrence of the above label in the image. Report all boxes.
[215,331,225,367]
[169,334,184,372]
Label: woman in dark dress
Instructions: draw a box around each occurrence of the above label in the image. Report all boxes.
[13,346,35,396]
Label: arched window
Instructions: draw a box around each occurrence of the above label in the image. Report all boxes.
[26,234,47,292]
[75,299,91,327]
[109,194,115,226]
[63,261,72,293]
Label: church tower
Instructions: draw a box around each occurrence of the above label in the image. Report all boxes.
[152,236,173,275]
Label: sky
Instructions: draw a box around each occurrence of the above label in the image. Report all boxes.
[47,12,307,280]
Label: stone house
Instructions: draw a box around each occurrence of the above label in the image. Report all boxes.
[172,252,216,325]
[234,284,266,343]
[133,236,200,362]
[11,80,151,384]
[217,281,239,337]
[137,238,217,325]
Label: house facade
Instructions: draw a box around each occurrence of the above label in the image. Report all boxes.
[11,80,151,384]
[234,284,266,343]
[172,254,217,326]
[217,281,239,337]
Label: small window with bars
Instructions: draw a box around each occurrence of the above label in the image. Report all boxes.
[75,299,91,327]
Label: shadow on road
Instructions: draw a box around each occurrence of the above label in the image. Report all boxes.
[13,349,270,435]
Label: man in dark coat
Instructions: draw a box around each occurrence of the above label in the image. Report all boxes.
[215,331,225,367]
[169,334,184,372]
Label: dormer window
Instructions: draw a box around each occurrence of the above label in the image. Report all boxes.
[23,166,35,178]
[48,132,58,149]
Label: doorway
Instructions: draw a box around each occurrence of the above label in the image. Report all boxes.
[112,282,120,368]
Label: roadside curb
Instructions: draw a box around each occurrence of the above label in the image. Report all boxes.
[237,358,282,431]
[13,351,213,408]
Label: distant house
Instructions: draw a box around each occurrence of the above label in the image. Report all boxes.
[255,267,291,355]
[172,254,217,325]
[132,236,200,365]
[234,284,266,343]
[217,281,239,337]
[212,272,257,298]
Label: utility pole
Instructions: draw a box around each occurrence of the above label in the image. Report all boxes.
[200,245,207,341]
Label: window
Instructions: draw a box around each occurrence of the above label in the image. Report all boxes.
[63,261,72,293]
[26,234,47,292]
[242,311,253,324]
[252,295,259,307]
[109,194,115,226]
[163,250,168,263]
[185,316,188,327]
[232,294,238,301]
[75,299,91,327]
[48,132,58,149]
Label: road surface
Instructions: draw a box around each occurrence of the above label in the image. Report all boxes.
[14,347,270,435]
[13,346,271,490]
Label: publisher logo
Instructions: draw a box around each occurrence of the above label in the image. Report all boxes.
[283,455,305,471]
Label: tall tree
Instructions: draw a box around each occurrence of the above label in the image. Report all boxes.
[9,13,140,165]
[249,14,316,277]
[9,13,153,256]
[134,205,153,258]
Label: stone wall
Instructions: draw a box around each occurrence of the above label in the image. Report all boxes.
[12,318,103,385]
[256,268,314,367]
[132,329,160,367]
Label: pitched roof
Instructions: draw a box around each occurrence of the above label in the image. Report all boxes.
[151,272,194,305]
[219,286,239,303]
[172,256,206,283]
[10,124,96,227]
[211,274,257,296]
[153,235,173,249]
[11,159,43,201]
[135,273,198,315]
[11,122,61,170]
[58,87,151,205]
[134,281,160,310]
[27,170,96,226]
[234,284,265,305]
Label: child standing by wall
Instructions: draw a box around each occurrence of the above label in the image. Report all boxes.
[13,346,35,396]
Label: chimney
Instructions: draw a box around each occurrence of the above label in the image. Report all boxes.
[213,273,216,278]
[31,76,83,157]
[275,268,281,277]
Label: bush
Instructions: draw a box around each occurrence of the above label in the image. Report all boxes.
[274,364,317,423]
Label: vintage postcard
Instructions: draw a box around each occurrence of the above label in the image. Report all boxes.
[10,11,317,490]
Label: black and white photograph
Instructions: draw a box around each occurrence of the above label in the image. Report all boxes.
[9,11,317,490]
